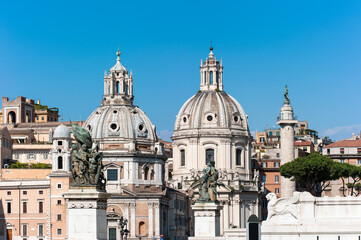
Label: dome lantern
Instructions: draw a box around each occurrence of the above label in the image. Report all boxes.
[200,46,224,91]
[102,49,134,106]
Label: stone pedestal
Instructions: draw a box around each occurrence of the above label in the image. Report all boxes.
[63,187,109,240]
[191,202,223,238]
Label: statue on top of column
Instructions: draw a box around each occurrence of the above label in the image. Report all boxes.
[284,85,290,104]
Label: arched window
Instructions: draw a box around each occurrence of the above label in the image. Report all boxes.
[210,71,213,85]
[116,81,120,94]
[57,156,63,170]
[180,149,185,166]
[108,86,110,94]
[236,149,242,166]
[216,72,219,84]
[206,149,214,165]
[8,111,16,124]
[144,166,149,180]
[139,221,145,236]
[204,71,207,84]
[125,84,128,95]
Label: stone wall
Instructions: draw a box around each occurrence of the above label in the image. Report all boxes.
[262,191,361,240]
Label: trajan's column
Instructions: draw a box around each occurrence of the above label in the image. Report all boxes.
[277,85,298,197]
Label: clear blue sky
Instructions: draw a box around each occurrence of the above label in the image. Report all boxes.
[1,0,361,141]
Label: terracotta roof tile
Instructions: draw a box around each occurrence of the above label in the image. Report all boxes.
[295,141,313,146]
[325,139,361,148]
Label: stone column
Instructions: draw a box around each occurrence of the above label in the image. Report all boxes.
[278,122,297,197]
[148,203,154,237]
[223,201,229,229]
[131,203,136,237]
[63,187,108,240]
[277,87,298,198]
[155,203,160,236]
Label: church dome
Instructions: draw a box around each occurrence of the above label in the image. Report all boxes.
[84,105,157,142]
[53,124,71,139]
[84,51,158,144]
[174,91,249,132]
[173,47,250,138]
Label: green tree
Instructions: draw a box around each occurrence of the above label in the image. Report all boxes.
[280,152,338,196]
[332,162,361,196]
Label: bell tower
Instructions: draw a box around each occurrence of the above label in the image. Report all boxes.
[102,50,134,106]
[200,45,224,91]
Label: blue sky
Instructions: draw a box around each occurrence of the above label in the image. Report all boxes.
[1,0,361,141]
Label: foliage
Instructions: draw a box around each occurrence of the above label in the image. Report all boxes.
[280,152,338,196]
[331,162,361,196]
[10,162,52,169]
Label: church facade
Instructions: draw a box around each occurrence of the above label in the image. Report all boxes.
[171,47,260,233]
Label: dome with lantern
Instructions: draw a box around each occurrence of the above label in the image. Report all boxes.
[84,50,159,149]
[173,47,250,139]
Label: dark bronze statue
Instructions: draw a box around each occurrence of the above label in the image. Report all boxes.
[71,124,106,189]
[196,160,223,202]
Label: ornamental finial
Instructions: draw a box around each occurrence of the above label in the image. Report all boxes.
[210,41,213,52]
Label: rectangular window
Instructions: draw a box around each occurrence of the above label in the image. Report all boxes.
[28,154,35,160]
[358,160,361,165]
[43,153,48,159]
[22,224,28,237]
[180,149,185,166]
[7,191,11,195]
[39,190,43,195]
[58,141,62,146]
[276,153,280,158]
[22,201,27,213]
[57,229,62,235]
[274,162,279,168]
[107,169,118,181]
[358,148,361,154]
[340,148,344,154]
[340,159,345,163]
[269,132,273,136]
[6,201,11,214]
[262,175,267,182]
[57,214,62,221]
[23,191,27,195]
[57,183,62,189]
[14,153,19,159]
[57,200,62,205]
[205,149,214,165]
[275,188,280,194]
[262,162,267,168]
[38,224,44,237]
[327,149,330,154]
[275,175,279,183]
[236,149,242,166]
[38,201,44,213]
[276,131,280,136]
[41,117,44,120]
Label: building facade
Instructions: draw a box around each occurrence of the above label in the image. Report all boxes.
[84,50,180,240]
[171,47,259,234]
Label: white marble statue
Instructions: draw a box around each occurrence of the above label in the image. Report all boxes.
[266,192,300,221]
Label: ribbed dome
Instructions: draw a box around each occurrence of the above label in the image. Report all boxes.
[53,124,71,139]
[84,105,157,142]
[174,91,249,132]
